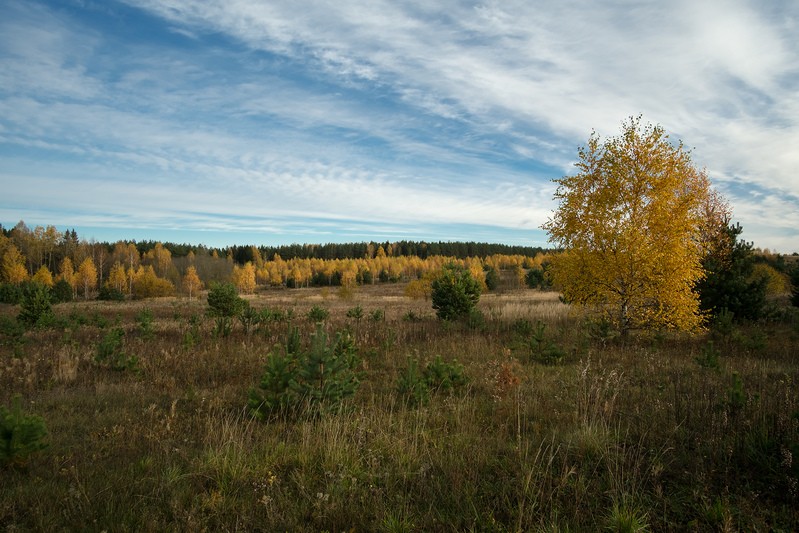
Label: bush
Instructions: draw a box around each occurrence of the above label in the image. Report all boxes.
[396,357,430,406]
[697,223,768,322]
[51,279,73,303]
[132,268,175,299]
[346,305,364,321]
[397,355,468,406]
[237,304,260,334]
[431,263,482,321]
[695,341,721,370]
[17,282,53,327]
[1,396,49,467]
[515,320,565,365]
[207,282,246,318]
[98,285,125,301]
[484,267,500,291]
[207,282,247,337]
[307,305,330,323]
[525,268,544,289]
[95,327,138,371]
[249,325,361,419]
[790,265,799,307]
[136,308,155,339]
[0,283,23,304]
[0,315,25,346]
[423,355,468,392]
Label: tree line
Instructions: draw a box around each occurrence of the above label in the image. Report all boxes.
[0,221,553,302]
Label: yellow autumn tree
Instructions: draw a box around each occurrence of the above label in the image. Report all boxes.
[542,117,714,334]
[404,272,434,300]
[2,244,29,284]
[106,261,128,294]
[58,257,77,297]
[32,265,54,287]
[231,262,256,294]
[76,257,98,300]
[183,265,203,299]
[132,265,174,299]
[751,263,790,296]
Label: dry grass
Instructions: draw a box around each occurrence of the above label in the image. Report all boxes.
[1,284,798,531]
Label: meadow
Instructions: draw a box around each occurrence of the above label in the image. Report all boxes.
[1,278,798,531]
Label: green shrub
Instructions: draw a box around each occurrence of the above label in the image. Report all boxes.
[98,285,125,301]
[207,282,246,337]
[1,396,49,467]
[307,305,330,323]
[697,222,768,322]
[525,268,544,289]
[431,263,481,321]
[396,357,430,407]
[588,316,620,345]
[136,308,155,339]
[725,372,747,416]
[248,329,301,418]
[397,355,468,406]
[484,267,500,291]
[402,310,423,322]
[237,304,260,334]
[711,307,736,339]
[346,305,364,321]
[95,327,138,371]
[695,341,721,370]
[297,326,359,409]
[604,500,649,533]
[791,265,799,307]
[17,282,53,327]
[0,283,23,304]
[207,282,246,318]
[423,355,467,392]
[51,279,74,303]
[249,325,361,420]
[512,318,534,337]
[0,315,25,346]
[516,320,565,365]
[466,308,485,330]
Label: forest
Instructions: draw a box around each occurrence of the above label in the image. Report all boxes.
[0,221,553,302]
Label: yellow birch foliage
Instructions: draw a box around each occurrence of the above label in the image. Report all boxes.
[107,262,128,293]
[58,257,76,295]
[2,244,29,284]
[76,257,98,299]
[404,274,434,300]
[543,117,712,333]
[232,262,256,294]
[32,265,54,287]
[132,265,174,299]
[751,263,790,296]
[145,242,172,278]
[183,265,203,299]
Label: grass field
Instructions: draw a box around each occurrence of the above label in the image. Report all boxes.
[1,281,798,531]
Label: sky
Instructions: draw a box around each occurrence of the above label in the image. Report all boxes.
[1,1,798,252]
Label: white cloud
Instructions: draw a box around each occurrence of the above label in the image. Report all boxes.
[2,0,798,250]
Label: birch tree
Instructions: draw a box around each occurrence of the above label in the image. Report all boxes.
[543,117,717,334]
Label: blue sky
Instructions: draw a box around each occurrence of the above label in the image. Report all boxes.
[1,0,798,252]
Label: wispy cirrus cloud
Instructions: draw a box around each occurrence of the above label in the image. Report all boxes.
[1,0,797,250]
